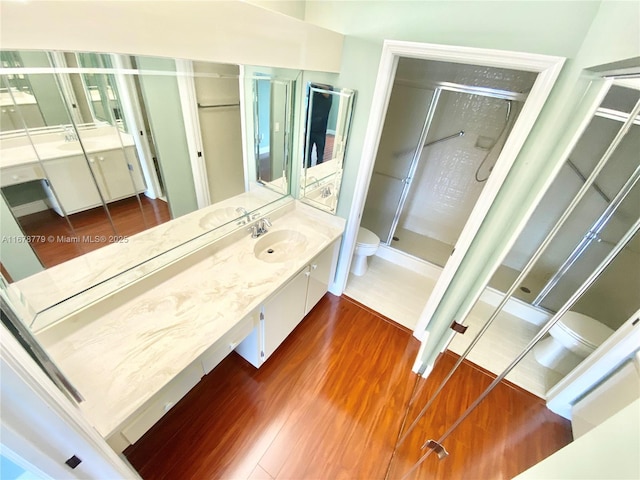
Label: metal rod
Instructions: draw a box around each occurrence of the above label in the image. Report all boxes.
[386,88,442,245]
[373,171,406,182]
[566,159,611,204]
[533,162,640,306]
[397,95,640,449]
[402,217,640,479]
[197,102,240,109]
[424,130,465,148]
[394,130,464,158]
[395,78,528,102]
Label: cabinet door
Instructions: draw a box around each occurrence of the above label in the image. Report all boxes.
[124,146,146,192]
[91,149,138,202]
[42,155,103,214]
[263,268,309,362]
[305,240,339,315]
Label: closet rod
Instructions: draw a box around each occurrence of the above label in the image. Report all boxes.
[197,103,240,109]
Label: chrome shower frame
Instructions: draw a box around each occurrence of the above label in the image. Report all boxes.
[381,81,528,248]
[532,105,640,307]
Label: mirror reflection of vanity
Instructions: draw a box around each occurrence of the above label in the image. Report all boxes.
[0,51,298,280]
[300,82,355,214]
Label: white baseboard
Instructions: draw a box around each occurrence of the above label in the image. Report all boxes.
[11,200,49,218]
[376,244,551,327]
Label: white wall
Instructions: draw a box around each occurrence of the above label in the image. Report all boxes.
[0,1,343,73]
[514,398,640,480]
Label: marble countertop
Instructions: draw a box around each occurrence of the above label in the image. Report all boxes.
[0,127,136,168]
[32,200,344,438]
[12,187,286,329]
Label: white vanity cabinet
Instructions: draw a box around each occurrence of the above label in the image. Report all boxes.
[42,154,104,214]
[42,146,146,216]
[87,147,146,202]
[236,238,340,367]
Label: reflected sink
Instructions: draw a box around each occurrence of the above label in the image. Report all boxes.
[307,188,337,208]
[254,230,308,263]
[56,141,100,152]
[199,207,241,229]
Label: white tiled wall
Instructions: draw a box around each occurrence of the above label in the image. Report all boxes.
[401,91,519,245]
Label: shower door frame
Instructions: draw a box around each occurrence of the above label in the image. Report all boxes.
[383,81,529,248]
[332,41,565,345]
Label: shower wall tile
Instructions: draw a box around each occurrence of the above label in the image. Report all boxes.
[401,92,516,245]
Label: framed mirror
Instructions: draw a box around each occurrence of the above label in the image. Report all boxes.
[300,82,355,214]
[252,76,295,195]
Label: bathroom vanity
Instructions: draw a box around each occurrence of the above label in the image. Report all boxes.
[0,125,145,215]
[10,198,344,452]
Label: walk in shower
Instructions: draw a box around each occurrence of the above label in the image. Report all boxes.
[361,58,536,267]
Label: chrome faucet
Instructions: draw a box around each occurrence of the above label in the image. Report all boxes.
[63,125,78,143]
[320,184,333,198]
[250,217,271,238]
[307,176,320,189]
[236,207,250,224]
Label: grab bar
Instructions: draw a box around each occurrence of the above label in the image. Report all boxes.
[423,130,465,148]
[393,130,464,158]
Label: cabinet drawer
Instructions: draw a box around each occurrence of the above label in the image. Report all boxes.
[121,360,203,445]
[0,163,45,187]
[201,310,258,374]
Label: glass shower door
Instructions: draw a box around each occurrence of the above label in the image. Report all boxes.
[361,85,436,243]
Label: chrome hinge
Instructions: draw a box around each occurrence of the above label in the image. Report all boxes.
[259,312,264,321]
[422,439,449,460]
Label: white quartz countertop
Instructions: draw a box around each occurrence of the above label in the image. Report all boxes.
[34,200,345,438]
[0,129,136,168]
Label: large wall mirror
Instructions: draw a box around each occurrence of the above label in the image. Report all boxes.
[0,50,297,292]
[300,82,355,214]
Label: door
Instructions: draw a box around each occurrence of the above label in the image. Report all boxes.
[263,268,308,361]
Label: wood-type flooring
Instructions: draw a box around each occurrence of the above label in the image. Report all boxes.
[16,196,170,268]
[125,294,572,479]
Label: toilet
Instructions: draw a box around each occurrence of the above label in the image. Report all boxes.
[533,311,614,376]
[350,227,380,276]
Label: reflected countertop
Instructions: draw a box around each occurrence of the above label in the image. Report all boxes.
[29,199,345,439]
[0,127,136,169]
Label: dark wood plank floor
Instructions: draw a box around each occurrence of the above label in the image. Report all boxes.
[124,294,572,479]
[17,196,170,268]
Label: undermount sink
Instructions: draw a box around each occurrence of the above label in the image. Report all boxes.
[253,229,308,263]
[56,140,100,152]
[199,207,242,229]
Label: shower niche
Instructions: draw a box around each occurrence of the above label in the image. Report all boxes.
[361,58,536,267]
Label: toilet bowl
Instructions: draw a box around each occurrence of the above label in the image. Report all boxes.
[533,311,613,376]
[350,227,380,276]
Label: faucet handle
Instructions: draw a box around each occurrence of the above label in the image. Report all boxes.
[262,217,272,228]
